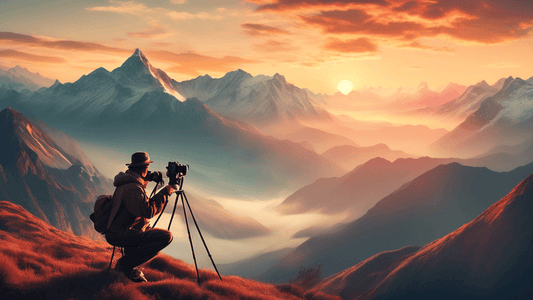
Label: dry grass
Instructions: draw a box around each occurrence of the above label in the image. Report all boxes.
[0,201,341,300]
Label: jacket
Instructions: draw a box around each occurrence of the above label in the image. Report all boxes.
[106,170,170,241]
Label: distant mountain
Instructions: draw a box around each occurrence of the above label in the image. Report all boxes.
[4,50,343,197]
[321,144,412,171]
[276,157,456,220]
[0,65,55,91]
[0,108,112,239]
[218,247,295,279]
[282,127,360,154]
[430,76,533,157]
[261,162,533,283]
[315,174,533,300]
[387,82,467,110]
[173,70,330,126]
[433,78,503,119]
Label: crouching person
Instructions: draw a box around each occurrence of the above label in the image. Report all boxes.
[106,152,177,283]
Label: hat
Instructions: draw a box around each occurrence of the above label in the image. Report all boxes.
[126,152,154,167]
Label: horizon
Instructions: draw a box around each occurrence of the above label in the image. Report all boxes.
[1,0,532,95]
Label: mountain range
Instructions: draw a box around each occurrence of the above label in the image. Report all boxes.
[0,65,55,92]
[0,50,344,198]
[173,69,329,127]
[430,76,533,157]
[313,174,533,299]
[260,161,533,283]
[0,107,112,240]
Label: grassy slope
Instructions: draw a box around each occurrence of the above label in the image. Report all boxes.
[0,201,339,300]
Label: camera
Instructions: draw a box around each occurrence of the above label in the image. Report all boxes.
[166,161,189,185]
[145,171,163,183]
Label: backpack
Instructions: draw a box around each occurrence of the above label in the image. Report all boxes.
[90,195,114,234]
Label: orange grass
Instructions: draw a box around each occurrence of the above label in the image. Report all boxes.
[0,201,341,300]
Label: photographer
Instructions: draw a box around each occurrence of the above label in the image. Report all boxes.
[106,152,177,283]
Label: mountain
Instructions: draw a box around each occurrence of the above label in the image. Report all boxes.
[0,108,112,239]
[276,157,457,219]
[282,127,360,154]
[321,144,412,171]
[261,161,533,283]
[433,79,503,119]
[4,50,343,198]
[173,70,329,126]
[314,174,533,300]
[0,65,55,91]
[0,201,341,300]
[430,76,533,157]
[218,247,295,279]
[387,82,467,110]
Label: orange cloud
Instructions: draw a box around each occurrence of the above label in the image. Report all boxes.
[252,40,297,52]
[0,32,129,54]
[127,25,171,39]
[0,49,66,63]
[242,23,291,36]
[252,0,533,45]
[146,50,258,76]
[323,37,377,53]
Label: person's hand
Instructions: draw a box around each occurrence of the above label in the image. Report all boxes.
[166,184,179,194]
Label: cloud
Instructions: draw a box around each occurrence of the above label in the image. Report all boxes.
[127,25,171,39]
[0,32,129,54]
[251,0,533,46]
[323,37,377,53]
[242,23,290,36]
[403,41,453,52]
[0,49,66,63]
[170,0,186,4]
[254,0,390,12]
[172,193,271,240]
[252,40,297,52]
[86,0,152,16]
[166,11,223,20]
[147,50,258,76]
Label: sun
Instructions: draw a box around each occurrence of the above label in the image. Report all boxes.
[337,80,354,95]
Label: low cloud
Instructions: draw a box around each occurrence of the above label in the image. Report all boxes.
[127,25,171,39]
[323,37,377,53]
[147,50,258,76]
[0,31,128,54]
[242,23,290,36]
[0,49,66,63]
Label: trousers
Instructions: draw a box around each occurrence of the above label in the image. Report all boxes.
[107,227,173,271]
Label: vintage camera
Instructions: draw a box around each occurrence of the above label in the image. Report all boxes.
[145,171,163,183]
[166,162,189,185]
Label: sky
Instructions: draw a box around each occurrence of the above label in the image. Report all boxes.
[1,0,533,95]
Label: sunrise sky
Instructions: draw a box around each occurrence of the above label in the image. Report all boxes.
[1,0,533,95]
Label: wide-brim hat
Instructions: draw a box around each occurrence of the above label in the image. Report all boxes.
[126,152,154,167]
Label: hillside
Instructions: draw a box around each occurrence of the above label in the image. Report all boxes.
[0,201,340,300]
[314,174,533,299]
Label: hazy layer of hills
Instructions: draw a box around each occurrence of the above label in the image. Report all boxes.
[260,162,533,283]
[313,174,533,300]
[0,65,55,92]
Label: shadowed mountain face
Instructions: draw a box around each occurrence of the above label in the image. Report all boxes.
[0,201,340,300]
[0,108,112,240]
[314,174,533,300]
[261,162,533,283]
[276,157,456,220]
[2,50,343,198]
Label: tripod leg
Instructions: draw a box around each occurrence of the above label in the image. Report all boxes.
[168,194,180,231]
[181,191,200,283]
[182,191,223,281]
[152,199,169,228]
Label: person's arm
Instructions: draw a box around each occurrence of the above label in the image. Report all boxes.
[124,183,170,219]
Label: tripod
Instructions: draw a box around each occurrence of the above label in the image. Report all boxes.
[152,177,222,283]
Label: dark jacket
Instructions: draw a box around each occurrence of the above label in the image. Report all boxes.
[105,170,170,244]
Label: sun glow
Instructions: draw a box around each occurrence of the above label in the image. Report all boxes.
[337,80,354,95]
